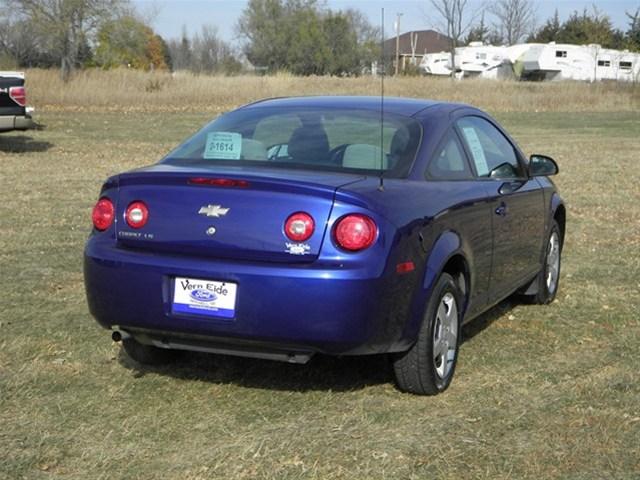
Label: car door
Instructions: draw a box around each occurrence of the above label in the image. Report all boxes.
[455,116,545,301]
[423,129,493,319]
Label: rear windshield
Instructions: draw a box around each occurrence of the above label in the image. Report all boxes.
[163,106,422,178]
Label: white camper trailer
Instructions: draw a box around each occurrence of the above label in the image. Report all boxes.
[455,43,514,79]
[514,43,640,82]
[420,52,453,76]
[591,47,640,82]
[422,43,533,80]
[421,41,640,83]
[421,44,513,79]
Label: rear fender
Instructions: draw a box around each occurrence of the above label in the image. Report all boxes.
[400,230,463,343]
[422,231,462,291]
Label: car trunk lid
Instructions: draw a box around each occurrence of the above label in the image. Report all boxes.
[114,165,365,263]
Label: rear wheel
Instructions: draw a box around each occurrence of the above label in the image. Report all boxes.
[525,220,562,305]
[393,273,462,395]
[122,337,178,365]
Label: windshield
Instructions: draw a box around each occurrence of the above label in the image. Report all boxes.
[163,106,422,178]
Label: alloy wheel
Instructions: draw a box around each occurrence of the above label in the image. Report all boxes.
[546,231,560,294]
[432,292,458,380]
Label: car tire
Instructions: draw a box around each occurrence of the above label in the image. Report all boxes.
[525,219,562,305]
[122,337,178,365]
[392,273,462,395]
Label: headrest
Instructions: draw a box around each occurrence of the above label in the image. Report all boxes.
[287,126,330,164]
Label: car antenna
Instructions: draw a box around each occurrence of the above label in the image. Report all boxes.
[378,7,385,192]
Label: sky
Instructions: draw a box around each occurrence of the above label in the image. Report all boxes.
[134,0,640,42]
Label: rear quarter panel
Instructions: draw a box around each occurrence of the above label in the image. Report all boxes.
[336,176,493,346]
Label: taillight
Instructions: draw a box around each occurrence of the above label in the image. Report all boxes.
[189,177,249,188]
[284,212,315,242]
[333,214,377,252]
[92,197,115,231]
[9,86,26,107]
[125,201,149,229]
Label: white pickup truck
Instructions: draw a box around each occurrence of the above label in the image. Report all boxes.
[0,71,35,132]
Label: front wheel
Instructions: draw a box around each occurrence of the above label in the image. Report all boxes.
[392,273,462,395]
[525,220,562,305]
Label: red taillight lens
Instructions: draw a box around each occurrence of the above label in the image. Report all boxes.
[9,86,26,107]
[92,197,115,231]
[125,201,149,229]
[189,178,249,188]
[284,212,315,242]
[333,214,377,252]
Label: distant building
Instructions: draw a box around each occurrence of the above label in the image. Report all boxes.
[383,30,452,71]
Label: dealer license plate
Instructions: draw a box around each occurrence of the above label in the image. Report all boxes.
[172,277,237,319]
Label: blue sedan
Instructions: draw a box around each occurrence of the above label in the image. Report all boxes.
[84,96,565,395]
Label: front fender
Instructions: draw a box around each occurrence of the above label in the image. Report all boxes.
[550,192,563,216]
[543,191,565,256]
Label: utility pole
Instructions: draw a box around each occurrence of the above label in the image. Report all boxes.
[395,12,403,75]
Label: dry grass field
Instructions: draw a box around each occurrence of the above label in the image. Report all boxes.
[25,68,640,113]
[1,70,639,479]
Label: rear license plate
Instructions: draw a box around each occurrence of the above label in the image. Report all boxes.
[172,277,237,319]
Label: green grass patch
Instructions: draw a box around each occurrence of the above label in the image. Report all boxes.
[0,111,638,479]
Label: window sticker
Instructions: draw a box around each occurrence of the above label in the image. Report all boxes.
[204,132,242,160]
[461,127,489,176]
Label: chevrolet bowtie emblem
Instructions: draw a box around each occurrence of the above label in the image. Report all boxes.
[198,205,230,218]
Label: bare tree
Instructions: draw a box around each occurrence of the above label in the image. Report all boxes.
[489,0,536,45]
[428,0,477,77]
[0,13,43,66]
[3,0,126,81]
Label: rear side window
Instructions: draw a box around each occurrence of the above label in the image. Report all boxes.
[426,132,473,180]
[457,116,522,179]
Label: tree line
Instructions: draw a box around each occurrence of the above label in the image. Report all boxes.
[0,0,638,82]
[462,3,640,51]
[529,7,640,51]
[0,0,380,79]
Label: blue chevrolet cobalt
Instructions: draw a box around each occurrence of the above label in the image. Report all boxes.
[84,96,565,395]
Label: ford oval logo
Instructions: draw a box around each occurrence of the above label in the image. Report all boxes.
[190,289,217,302]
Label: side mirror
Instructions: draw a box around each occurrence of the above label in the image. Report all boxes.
[529,154,559,177]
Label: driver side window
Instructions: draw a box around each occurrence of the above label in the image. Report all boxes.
[457,116,522,179]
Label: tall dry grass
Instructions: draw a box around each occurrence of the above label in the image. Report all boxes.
[25,67,640,114]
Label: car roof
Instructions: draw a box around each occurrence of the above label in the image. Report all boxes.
[243,96,466,117]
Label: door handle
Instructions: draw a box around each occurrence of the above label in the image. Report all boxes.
[495,202,508,217]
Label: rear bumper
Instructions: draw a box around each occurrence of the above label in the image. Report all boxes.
[0,114,35,132]
[84,239,416,356]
